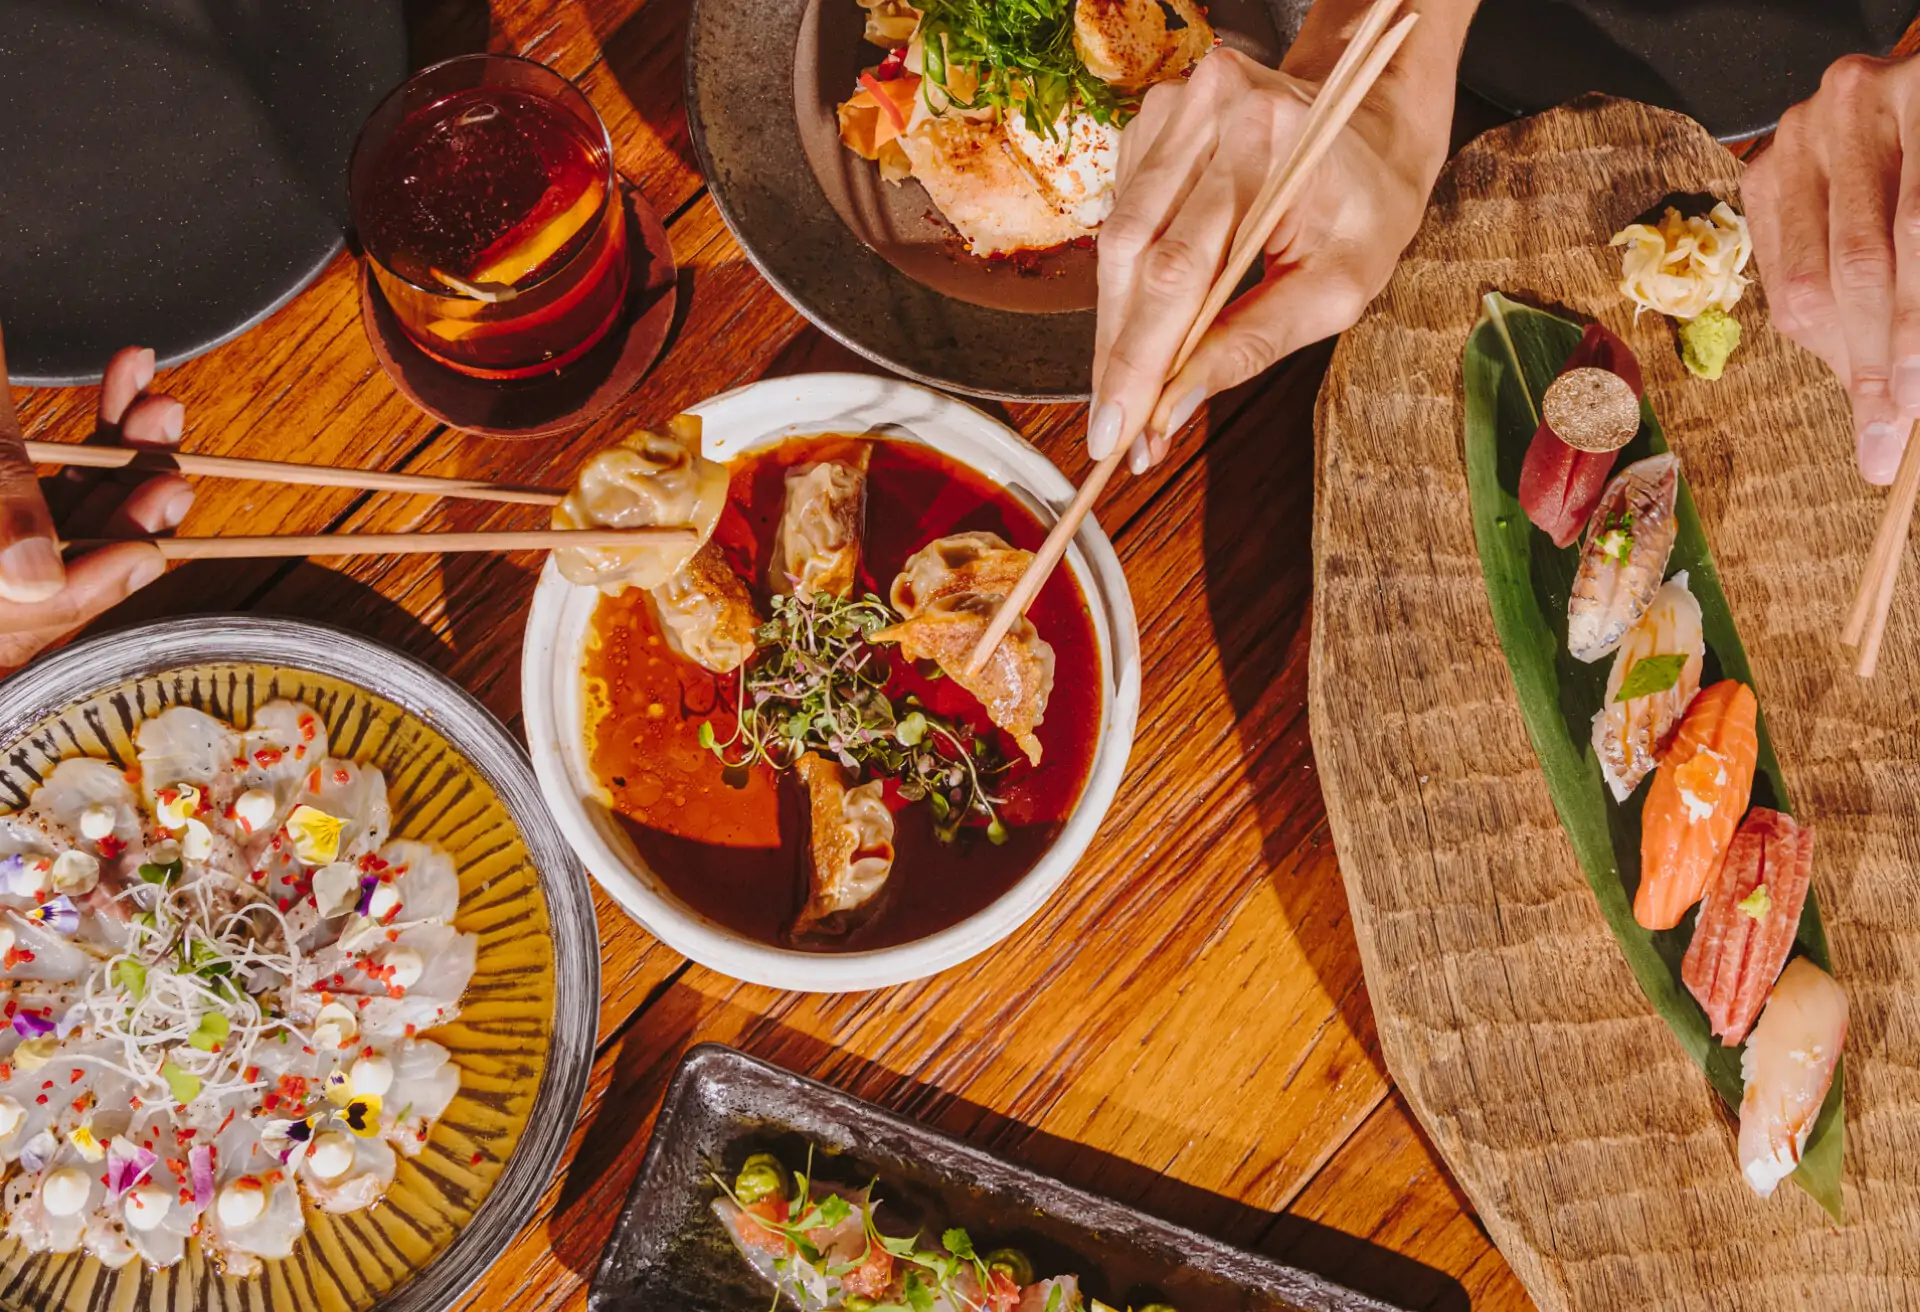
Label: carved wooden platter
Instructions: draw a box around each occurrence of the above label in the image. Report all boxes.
[1310,95,1920,1310]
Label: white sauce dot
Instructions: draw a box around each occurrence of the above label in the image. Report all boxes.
[124,1182,171,1231]
[307,1132,356,1182]
[78,805,116,841]
[350,1056,394,1097]
[41,1167,90,1217]
[216,1178,267,1228]
[51,849,100,895]
[232,789,276,836]
[382,946,424,990]
[313,1001,359,1050]
[366,884,401,923]
[0,1096,23,1140]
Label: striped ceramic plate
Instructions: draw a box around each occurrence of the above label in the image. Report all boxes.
[0,618,597,1312]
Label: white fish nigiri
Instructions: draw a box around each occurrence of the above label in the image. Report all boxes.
[1739,957,1846,1199]
[1568,453,1681,662]
[1591,572,1705,801]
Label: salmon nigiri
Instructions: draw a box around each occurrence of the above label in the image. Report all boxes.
[1636,680,1758,931]
[1738,957,1846,1198]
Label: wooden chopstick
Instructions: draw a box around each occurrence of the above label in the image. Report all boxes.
[61,527,696,561]
[1841,418,1920,677]
[26,441,565,507]
[964,0,1417,675]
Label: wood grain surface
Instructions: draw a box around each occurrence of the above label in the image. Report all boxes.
[1311,95,1920,1310]
[0,3,1572,1311]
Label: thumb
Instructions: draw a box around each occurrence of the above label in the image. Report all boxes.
[1146,264,1368,454]
[0,325,63,603]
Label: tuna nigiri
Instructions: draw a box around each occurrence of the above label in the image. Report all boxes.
[1682,808,1814,1045]
[1568,454,1681,662]
[1738,957,1846,1198]
[1591,572,1704,802]
[1518,323,1644,547]
[1636,680,1758,930]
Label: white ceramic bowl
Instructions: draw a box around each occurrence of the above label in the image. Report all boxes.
[521,373,1140,991]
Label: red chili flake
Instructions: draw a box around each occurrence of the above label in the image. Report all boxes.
[243,1066,260,1083]
[253,748,283,767]
[299,716,317,742]
[304,767,321,792]
[176,1128,197,1141]
[250,870,266,883]
[3,1001,16,1021]
[385,929,400,942]
[301,1046,314,1056]
[356,998,370,1010]
[40,1080,53,1090]
[218,1109,237,1135]
[68,1069,82,1084]
[262,1093,279,1111]
[166,1157,188,1176]
[265,1169,284,1186]
[98,835,126,859]
[470,1152,484,1166]
[387,984,406,999]
[361,1045,375,1060]
[34,1095,46,1105]
[156,786,178,805]
[404,1024,417,1038]
[124,767,144,785]
[128,1094,141,1110]
[332,768,350,784]
[277,898,290,913]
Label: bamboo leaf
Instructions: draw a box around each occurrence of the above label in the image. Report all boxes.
[1462,293,1843,1220]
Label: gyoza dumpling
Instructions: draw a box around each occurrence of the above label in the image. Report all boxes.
[649,542,760,674]
[770,446,870,600]
[791,753,896,940]
[553,415,729,594]
[874,535,1055,765]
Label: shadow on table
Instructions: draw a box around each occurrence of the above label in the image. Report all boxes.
[544,1000,1471,1312]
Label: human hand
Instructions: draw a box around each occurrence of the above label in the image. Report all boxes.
[1746,53,1920,485]
[1088,42,1453,471]
[0,328,194,673]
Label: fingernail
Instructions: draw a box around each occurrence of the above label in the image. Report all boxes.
[1897,358,1920,410]
[1128,433,1151,475]
[0,538,65,603]
[159,399,184,444]
[126,550,165,592]
[161,487,194,530]
[1163,386,1206,438]
[132,348,155,393]
[1087,402,1124,461]
[1860,420,1904,484]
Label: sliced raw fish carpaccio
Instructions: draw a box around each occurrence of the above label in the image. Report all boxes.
[1518,322,1645,547]
[1682,808,1813,1046]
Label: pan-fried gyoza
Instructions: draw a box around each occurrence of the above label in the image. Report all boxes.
[565,429,1100,952]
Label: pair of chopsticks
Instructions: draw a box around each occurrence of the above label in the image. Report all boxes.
[1842,419,1920,677]
[25,441,696,559]
[965,0,1421,674]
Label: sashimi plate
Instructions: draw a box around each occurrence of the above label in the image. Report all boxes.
[0,618,597,1312]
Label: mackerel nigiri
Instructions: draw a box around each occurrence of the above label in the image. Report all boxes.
[1636,680,1758,931]
[1738,958,1846,1198]
[1568,454,1680,662]
[1591,573,1704,802]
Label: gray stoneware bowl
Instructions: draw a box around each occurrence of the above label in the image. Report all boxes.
[686,0,1296,401]
[0,617,598,1312]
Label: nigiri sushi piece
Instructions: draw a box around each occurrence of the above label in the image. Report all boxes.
[1568,454,1681,661]
[1591,573,1705,802]
[1738,957,1846,1198]
[1518,323,1644,547]
[1683,808,1814,1045]
[1637,680,1758,930]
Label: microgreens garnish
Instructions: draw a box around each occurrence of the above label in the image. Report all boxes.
[917,0,1131,139]
[700,592,1011,843]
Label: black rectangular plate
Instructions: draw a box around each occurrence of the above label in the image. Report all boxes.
[586,1044,1408,1312]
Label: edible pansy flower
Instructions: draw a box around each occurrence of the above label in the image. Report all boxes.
[0,853,53,900]
[153,783,203,831]
[341,1092,383,1138]
[285,806,343,865]
[25,896,79,936]
[68,1124,105,1162]
[104,1136,158,1201]
[11,1011,56,1039]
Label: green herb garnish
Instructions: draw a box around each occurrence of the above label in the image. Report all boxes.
[1613,652,1687,703]
[917,0,1129,139]
[701,592,1011,842]
[137,857,182,886]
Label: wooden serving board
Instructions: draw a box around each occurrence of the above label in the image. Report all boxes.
[1310,95,1920,1310]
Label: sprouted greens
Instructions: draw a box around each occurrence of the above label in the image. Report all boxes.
[917,0,1131,138]
[699,593,1011,844]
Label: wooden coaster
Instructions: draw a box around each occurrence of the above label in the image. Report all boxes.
[359,182,679,440]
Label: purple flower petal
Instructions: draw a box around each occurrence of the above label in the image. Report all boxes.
[18,1130,55,1174]
[354,874,381,917]
[105,1137,156,1200]
[25,895,78,936]
[11,1012,55,1039]
[189,1145,215,1210]
[54,1006,83,1040]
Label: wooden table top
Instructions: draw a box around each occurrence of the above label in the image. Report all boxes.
[4,4,1538,1309]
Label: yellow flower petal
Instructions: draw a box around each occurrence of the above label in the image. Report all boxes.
[286,805,343,865]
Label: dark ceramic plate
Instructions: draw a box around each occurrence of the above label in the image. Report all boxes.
[1460,0,1920,143]
[0,0,408,385]
[588,1045,1406,1312]
[686,0,1299,401]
